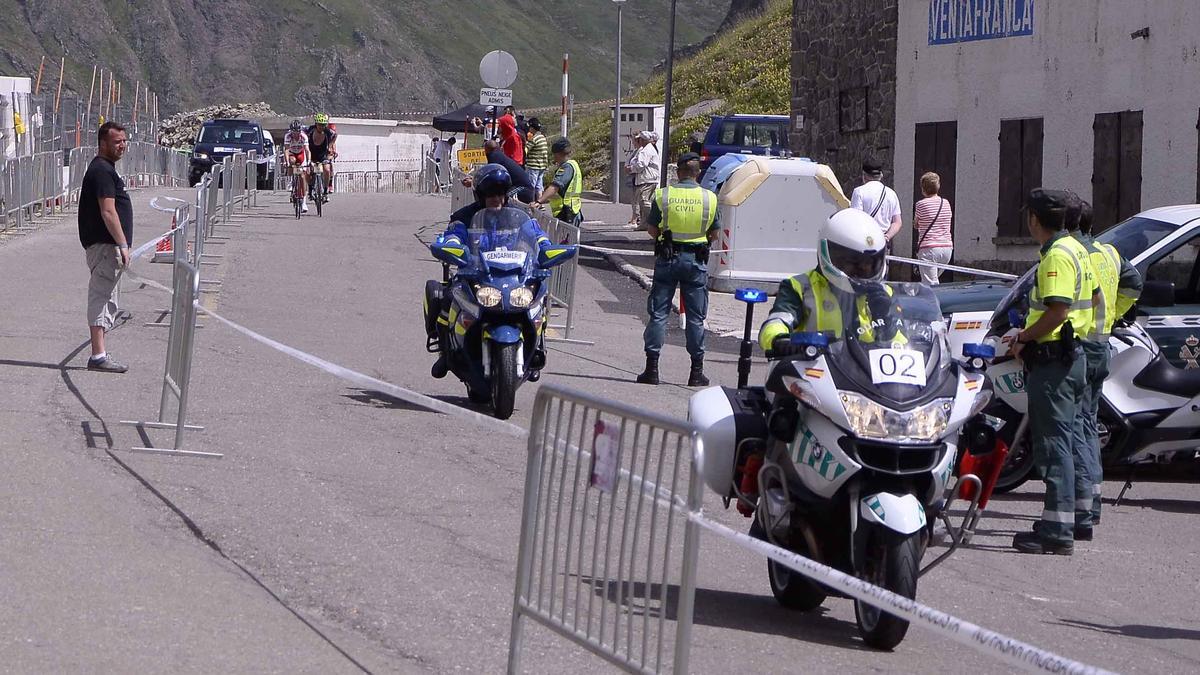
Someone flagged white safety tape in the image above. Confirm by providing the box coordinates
[690,515,1111,674]
[889,253,1019,281]
[581,243,1016,281]
[149,196,189,212]
[129,226,181,260]
[120,267,526,439]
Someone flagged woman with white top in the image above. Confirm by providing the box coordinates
[912,171,954,285]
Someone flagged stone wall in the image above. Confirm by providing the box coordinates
[790,0,899,198]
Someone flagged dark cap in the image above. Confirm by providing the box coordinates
[677,152,701,167]
[527,117,541,131]
[862,158,884,176]
[1026,188,1071,217]
[551,137,571,154]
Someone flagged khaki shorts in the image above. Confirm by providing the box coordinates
[86,243,121,330]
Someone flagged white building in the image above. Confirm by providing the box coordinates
[892,1,1200,271]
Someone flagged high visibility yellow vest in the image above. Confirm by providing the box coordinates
[654,183,716,244]
[548,159,582,217]
[1087,240,1121,339]
[1027,233,1096,343]
[758,271,900,349]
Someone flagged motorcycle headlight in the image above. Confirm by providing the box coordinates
[839,393,953,443]
[475,285,502,308]
[509,286,534,308]
[968,382,994,418]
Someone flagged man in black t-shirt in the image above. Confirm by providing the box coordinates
[78,121,133,373]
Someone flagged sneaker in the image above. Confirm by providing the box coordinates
[1012,530,1073,555]
[301,202,309,214]
[87,355,128,373]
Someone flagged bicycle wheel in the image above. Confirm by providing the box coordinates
[313,173,325,217]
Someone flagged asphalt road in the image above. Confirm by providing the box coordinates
[1,189,1198,673]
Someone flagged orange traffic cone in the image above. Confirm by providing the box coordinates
[152,214,177,263]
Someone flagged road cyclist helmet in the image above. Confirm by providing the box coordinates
[289,119,302,132]
[472,163,512,205]
[314,112,330,125]
[818,208,888,293]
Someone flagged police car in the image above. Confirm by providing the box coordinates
[941,205,1200,369]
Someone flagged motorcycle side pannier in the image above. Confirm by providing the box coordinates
[689,386,769,498]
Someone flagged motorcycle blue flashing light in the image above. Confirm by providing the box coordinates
[962,342,996,359]
[735,288,768,304]
[790,332,830,347]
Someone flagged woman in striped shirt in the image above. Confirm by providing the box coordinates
[913,171,954,285]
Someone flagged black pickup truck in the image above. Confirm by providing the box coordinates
[189,118,275,188]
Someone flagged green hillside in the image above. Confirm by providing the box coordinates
[572,0,791,187]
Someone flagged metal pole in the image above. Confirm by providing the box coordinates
[659,0,678,242]
[611,1,623,204]
[560,54,569,138]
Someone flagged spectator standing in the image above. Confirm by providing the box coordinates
[524,118,550,197]
[912,172,954,284]
[626,130,660,229]
[535,138,583,224]
[850,158,902,244]
[78,121,133,373]
[497,109,524,165]
[431,136,456,187]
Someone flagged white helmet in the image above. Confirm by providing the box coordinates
[818,208,888,293]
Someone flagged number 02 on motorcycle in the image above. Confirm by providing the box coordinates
[869,348,926,387]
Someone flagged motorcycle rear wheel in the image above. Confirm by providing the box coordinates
[750,519,826,611]
[491,342,520,420]
[854,529,920,650]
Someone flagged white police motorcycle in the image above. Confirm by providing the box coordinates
[690,281,995,649]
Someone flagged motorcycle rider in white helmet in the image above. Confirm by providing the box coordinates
[759,208,893,354]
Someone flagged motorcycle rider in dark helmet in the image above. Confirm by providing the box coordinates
[430,164,552,379]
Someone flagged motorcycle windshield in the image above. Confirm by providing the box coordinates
[467,207,539,277]
[988,267,1035,338]
[826,281,953,406]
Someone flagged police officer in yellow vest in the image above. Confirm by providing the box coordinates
[1066,195,1142,535]
[636,152,720,386]
[535,137,583,225]
[1011,189,1097,555]
[759,209,891,353]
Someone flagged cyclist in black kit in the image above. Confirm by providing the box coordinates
[307,112,338,199]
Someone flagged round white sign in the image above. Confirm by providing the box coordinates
[479,50,518,89]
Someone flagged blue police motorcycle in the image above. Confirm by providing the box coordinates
[424,207,577,419]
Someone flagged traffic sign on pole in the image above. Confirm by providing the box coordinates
[479,88,514,107]
[479,51,518,89]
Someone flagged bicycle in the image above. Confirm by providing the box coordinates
[290,163,307,219]
[308,159,333,217]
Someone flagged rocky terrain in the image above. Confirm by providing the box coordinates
[0,0,746,116]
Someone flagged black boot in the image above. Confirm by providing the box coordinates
[687,358,709,387]
[431,354,448,379]
[636,354,660,385]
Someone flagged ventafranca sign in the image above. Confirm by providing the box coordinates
[928,0,1034,45]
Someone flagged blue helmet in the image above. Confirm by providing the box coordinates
[473,163,512,204]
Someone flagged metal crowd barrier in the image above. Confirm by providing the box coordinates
[2,142,188,232]
[0,150,64,231]
[509,385,1109,674]
[508,384,702,675]
[333,169,423,194]
[120,203,218,458]
[533,209,584,344]
[450,168,473,213]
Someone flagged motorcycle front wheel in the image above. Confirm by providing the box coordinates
[854,529,920,650]
[490,341,520,420]
[751,519,826,611]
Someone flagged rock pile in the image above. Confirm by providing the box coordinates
[159,102,279,148]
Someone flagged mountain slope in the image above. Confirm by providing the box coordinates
[573,0,790,187]
[0,0,731,115]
